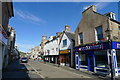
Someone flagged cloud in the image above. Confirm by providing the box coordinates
[94,2,109,10]
[15,9,46,25]
[16,43,35,52]
[83,2,109,11]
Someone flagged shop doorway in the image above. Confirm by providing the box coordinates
[75,54,80,69]
[88,55,95,72]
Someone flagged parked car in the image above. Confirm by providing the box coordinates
[20,57,28,63]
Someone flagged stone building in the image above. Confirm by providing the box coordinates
[8,26,19,62]
[0,1,14,69]
[73,5,120,76]
[41,34,48,55]
[0,1,14,79]
[30,46,41,60]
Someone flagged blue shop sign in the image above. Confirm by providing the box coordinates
[112,42,120,49]
[79,44,102,51]
[74,44,103,52]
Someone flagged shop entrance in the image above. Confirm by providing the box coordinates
[75,54,80,69]
[60,54,70,66]
[88,55,94,72]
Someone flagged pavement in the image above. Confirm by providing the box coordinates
[2,60,42,80]
[43,61,120,80]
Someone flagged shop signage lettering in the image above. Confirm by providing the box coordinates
[117,43,120,49]
[60,50,70,54]
[78,44,102,51]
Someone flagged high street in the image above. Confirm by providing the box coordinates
[3,59,120,80]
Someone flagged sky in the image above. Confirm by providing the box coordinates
[9,2,119,53]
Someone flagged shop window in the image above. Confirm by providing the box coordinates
[66,55,70,64]
[116,50,120,67]
[94,51,108,68]
[95,26,103,41]
[63,39,67,47]
[80,52,88,66]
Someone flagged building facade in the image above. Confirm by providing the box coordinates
[59,25,75,68]
[30,46,41,60]
[0,1,14,79]
[41,34,48,55]
[44,34,60,64]
[0,1,14,72]
[7,26,19,62]
[74,5,120,76]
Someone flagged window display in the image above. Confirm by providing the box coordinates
[94,50,108,68]
[116,50,120,67]
[80,52,88,66]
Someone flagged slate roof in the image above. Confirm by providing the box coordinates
[65,31,75,42]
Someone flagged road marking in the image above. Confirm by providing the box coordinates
[28,63,45,79]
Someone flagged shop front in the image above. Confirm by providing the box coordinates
[49,55,59,64]
[112,41,120,76]
[59,49,71,67]
[74,41,120,76]
[44,55,59,64]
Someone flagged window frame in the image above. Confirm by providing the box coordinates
[63,39,67,47]
[95,26,103,41]
[79,32,83,44]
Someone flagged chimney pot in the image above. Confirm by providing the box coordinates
[65,25,70,32]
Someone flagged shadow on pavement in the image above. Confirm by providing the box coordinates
[2,60,30,80]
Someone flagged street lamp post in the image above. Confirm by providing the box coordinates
[105,28,115,80]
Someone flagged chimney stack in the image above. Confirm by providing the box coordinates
[49,36,53,41]
[56,32,60,36]
[82,5,96,16]
[65,25,70,32]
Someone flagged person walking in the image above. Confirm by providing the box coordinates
[58,59,60,67]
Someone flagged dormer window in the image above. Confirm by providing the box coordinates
[63,39,67,47]
[104,12,116,20]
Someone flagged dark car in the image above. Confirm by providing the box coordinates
[21,57,28,63]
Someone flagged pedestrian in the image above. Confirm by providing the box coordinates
[58,59,60,67]
[43,57,46,64]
